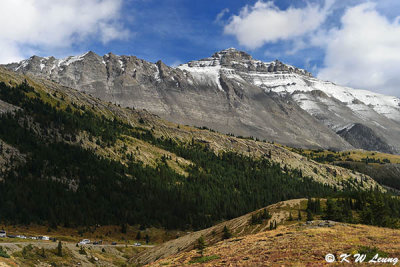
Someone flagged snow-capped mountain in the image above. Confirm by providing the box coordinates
[4,48,400,153]
[179,48,400,124]
[176,48,400,153]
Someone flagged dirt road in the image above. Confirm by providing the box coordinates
[0,240,154,248]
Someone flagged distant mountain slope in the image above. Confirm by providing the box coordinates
[5,48,400,153]
[0,50,358,152]
[337,123,394,153]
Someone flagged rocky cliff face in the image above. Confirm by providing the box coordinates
[5,48,400,153]
[337,123,394,154]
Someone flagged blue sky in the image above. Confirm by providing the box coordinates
[70,0,268,65]
[83,0,327,67]
[1,0,400,96]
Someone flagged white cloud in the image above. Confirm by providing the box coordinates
[0,40,25,64]
[215,8,230,24]
[318,3,400,96]
[0,0,129,63]
[224,0,334,49]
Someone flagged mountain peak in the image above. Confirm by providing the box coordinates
[212,47,253,61]
[223,47,238,52]
[86,50,96,55]
[179,48,312,77]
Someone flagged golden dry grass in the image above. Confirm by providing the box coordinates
[150,223,400,266]
[134,199,308,265]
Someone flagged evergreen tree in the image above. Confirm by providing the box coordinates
[315,198,322,214]
[307,209,313,221]
[57,241,62,257]
[222,226,232,240]
[288,211,293,221]
[298,210,302,221]
[307,197,312,211]
[196,236,206,256]
[136,232,141,240]
[121,224,127,234]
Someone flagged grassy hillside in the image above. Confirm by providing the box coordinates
[288,147,400,164]
[142,193,400,266]
[134,199,308,265]
[149,222,400,266]
[288,147,400,191]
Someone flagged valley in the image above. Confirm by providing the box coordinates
[0,49,400,266]
[1,0,400,265]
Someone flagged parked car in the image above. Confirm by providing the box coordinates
[16,235,27,239]
[111,242,117,245]
[0,230,6,238]
[40,236,50,241]
[93,241,99,245]
[134,242,141,247]
[7,235,16,238]
[79,239,91,245]
[30,236,37,240]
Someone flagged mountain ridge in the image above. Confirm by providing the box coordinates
[4,48,400,154]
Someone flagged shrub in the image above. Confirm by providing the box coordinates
[357,246,388,261]
[79,246,87,255]
[0,246,10,258]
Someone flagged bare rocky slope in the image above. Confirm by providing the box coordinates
[6,48,400,153]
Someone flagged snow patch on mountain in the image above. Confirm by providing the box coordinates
[336,123,356,133]
[118,59,125,72]
[58,52,89,67]
[178,63,224,91]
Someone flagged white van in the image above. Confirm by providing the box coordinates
[0,230,6,238]
[79,239,90,245]
[41,236,50,241]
